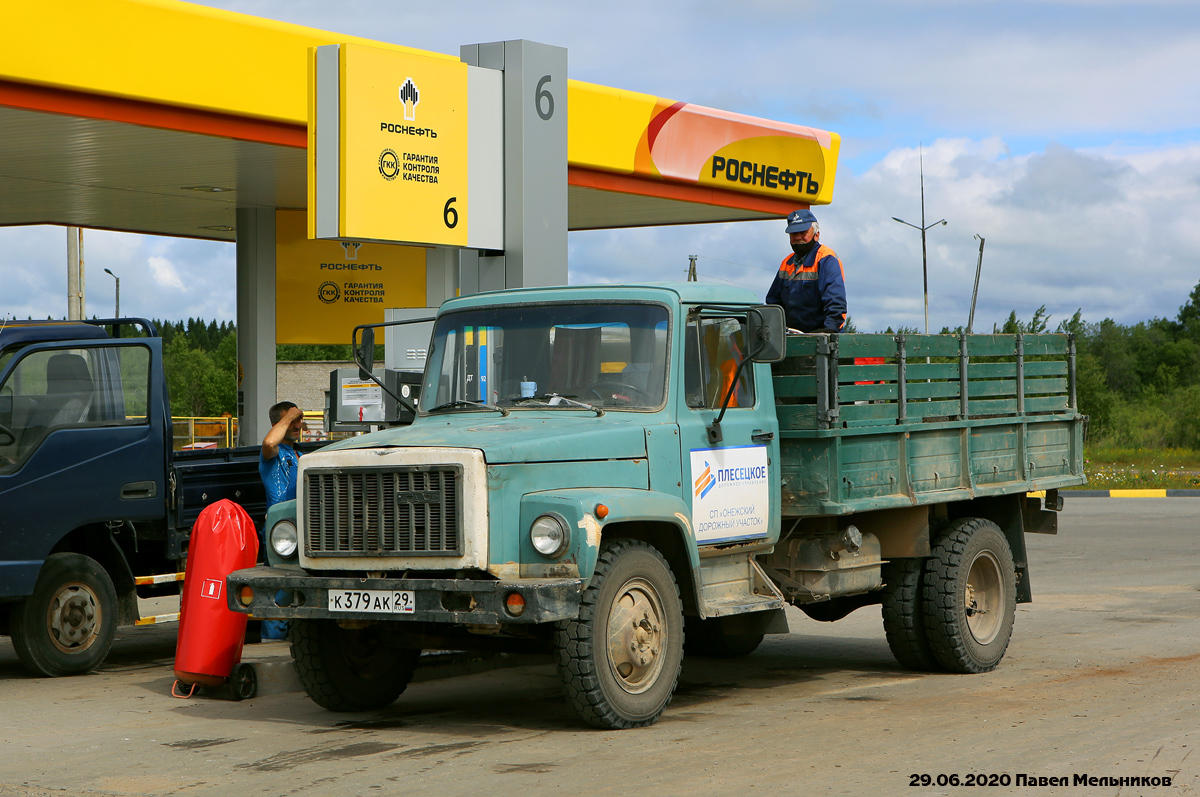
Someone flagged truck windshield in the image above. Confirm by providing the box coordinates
[421,302,670,413]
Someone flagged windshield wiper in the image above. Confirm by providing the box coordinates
[514,392,575,402]
[426,399,510,416]
[514,393,604,417]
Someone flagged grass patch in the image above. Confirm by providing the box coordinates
[1084,446,1200,489]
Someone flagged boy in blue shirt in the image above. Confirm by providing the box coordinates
[260,401,305,506]
[257,401,305,640]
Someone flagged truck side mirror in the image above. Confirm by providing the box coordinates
[356,327,376,381]
[746,305,787,363]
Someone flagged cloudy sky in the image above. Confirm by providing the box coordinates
[5,0,1200,333]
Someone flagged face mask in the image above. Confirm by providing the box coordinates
[791,238,818,259]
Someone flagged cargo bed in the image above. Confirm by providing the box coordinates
[771,332,1087,515]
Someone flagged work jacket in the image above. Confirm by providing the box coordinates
[765,243,846,333]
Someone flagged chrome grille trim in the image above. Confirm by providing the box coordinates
[303,465,463,557]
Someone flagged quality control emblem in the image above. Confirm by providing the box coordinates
[379,148,400,180]
[317,281,340,304]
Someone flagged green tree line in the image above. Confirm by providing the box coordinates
[881,281,1200,449]
[153,279,1200,447]
[150,319,360,417]
[1060,280,1200,449]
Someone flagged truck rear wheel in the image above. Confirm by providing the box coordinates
[922,518,1016,673]
[880,557,940,671]
[289,619,420,711]
[554,539,684,729]
[11,553,118,677]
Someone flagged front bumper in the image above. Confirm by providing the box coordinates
[226,566,583,625]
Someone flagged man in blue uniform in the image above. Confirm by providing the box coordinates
[766,208,846,333]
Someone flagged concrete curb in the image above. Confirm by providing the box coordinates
[1061,489,1200,498]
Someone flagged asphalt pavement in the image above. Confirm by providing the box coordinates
[0,498,1197,796]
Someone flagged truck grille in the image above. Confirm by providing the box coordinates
[304,466,463,557]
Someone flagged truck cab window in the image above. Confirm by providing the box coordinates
[0,345,150,469]
[685,316,755,410]
[423,303,670,412]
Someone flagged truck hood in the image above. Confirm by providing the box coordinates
[321,414,650,464]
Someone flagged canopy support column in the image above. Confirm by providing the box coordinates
[236,206,276,447]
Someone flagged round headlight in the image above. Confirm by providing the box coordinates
[530,514,569,557]
[270,520,298,558]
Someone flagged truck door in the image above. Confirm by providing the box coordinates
[0,339,166,566]
[677,312,781,548]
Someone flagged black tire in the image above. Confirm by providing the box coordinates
[230,662,258,701]
[881,557,940,671]
[554,539,684,729]
[289,619,420,711]
[922,518,1016,673]
[11,553,118,677]
[684,615,763,659]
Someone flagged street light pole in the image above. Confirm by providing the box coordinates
[892,147,946,334]
[103,268,120,318]
[67,227,85,320]
[968,234,986,334]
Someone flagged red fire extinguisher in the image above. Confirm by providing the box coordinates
[173,499,259,698]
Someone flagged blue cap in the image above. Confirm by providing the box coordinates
[785,208,817,233]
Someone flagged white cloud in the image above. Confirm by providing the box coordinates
[3,1,1199,332]
[824,138,1200,331]
[5,135,1197,335]
[568,136,1200,334]
[188,1,1200,140]
[0,227,235,322]
[147,255,186,291]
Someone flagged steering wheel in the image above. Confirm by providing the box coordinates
[0,423,13,447]
[588,381,653,405]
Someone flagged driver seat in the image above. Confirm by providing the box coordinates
[36,353,94,427]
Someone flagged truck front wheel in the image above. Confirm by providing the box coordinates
[922,518,1016,673]
[289,619,420,711]
[554,539,684,729]
[11,553,118,677]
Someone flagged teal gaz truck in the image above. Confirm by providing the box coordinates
[228,282,1085,729]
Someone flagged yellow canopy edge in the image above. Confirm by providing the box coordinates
[0,1,838,206]
[0,0,454,125]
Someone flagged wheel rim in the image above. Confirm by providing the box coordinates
[964,550,1004,645]
[46,581,102,654]
[605,577,667,695]
[232,665,256,699]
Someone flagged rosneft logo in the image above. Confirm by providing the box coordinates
[380,78,436,139]
[399,78,420,121]
[317,281,341,304]
[694,461,716,499]
[379,148,400,180]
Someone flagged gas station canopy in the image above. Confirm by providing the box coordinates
[0,0,838,242]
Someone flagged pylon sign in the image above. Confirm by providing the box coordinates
[309,43,497,248]
[274,211,426,345]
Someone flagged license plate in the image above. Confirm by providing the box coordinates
[328,589,416,614]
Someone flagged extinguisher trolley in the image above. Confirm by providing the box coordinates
[173,499,259,699]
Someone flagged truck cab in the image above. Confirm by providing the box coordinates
[0,320,275,677]
[0,320,169,674]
